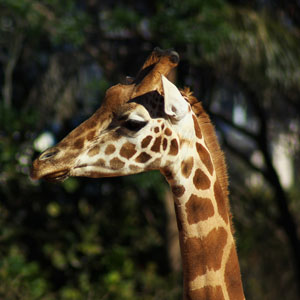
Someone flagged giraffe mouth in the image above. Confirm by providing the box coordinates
[42,169,70,182]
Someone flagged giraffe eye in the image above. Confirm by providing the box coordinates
[123,119,147,131]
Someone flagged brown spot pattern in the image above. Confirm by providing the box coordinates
[225,245,245,300]
[196,143,214,175]
[171,185,185,198]
[85,119,97,129]
[183,227,228,281]
[105,144,116,155]
[169,139,179,155]
[193,169,211,190]
[165,128,172,136]
[88,145,100,157]
[180,138,189,147]
[151,157,162,168]
[162,138,168,151]
[120,142,136,159]
[135,152,152,163]
[129,164,140,172]
[151,136,161,152]
[59,140,69,147]
[154,127,160,133]
[94,159,105,167]
[109,157,125,170]
[141,136,152,148]
[161,168,173,181]
[174,204,182,231]
[86,130,96,141]
[181,157,194,178]
[71,126,84,137]
[74,138,84,149]
[214,181,229,224]
[192,115,202,139]
[187,286,225,300]
[111,130,122,141]
[185,194,214,224]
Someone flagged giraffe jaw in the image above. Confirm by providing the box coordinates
[42,169,70,182]
[30,167,70,182]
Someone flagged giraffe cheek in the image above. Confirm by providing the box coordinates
[88,145,100,157]
[105,144,116,155]
[162,138,168,151]
[150,136,162,152]
[120,142,137,159]
[135,152,152,163]
[141,135,153,148]
[109,157,125,170]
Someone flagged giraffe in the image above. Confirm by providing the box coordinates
[31,48,245,300]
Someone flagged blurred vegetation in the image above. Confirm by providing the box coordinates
[1,0,300,299]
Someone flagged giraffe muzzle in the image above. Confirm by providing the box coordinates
[31,147,70,181]
[30,163,70,182]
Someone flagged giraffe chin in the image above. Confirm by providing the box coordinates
[42,169,70,182]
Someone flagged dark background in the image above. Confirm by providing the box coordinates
[1,0,300,299]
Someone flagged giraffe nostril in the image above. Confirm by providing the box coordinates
[39,148,59,160]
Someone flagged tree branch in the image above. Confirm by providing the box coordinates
[2,33,24,109]
[210,110,258,141]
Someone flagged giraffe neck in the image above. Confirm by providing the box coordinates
[161,126,245,300]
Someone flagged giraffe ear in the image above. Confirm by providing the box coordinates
[161,75,189,121]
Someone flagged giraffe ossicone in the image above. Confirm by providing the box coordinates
[31,48,245,300]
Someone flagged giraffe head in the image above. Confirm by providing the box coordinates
[31,48,194,182]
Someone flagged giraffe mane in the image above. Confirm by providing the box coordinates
[180,87,231,221]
